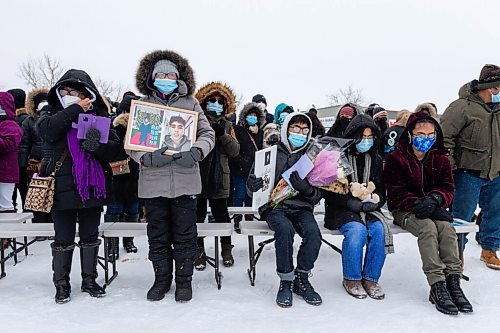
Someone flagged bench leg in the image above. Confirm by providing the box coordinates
[12,238,18,265]
[247,236,275,286]
[0,238,5,279]
[214,236,222,289]
[457,233,469,281]
[321,237,342,254]
[24,236,29,256]
[100,237,118,288]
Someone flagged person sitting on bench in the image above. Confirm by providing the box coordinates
[247,112,322,308]
[384,111,473,315]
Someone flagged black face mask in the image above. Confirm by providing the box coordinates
[339,117,351,129]
[376,119,388,133]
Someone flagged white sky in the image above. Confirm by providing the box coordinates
[1,0,498,115]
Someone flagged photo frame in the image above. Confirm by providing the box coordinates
[124,100,198,155]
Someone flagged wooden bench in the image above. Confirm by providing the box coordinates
[231,208,479,286]
[101,222,233,289]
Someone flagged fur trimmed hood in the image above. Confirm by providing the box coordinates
[195,82,236,116]
[136,50,196,97]
[113,113,129,128]
[414,103,437,118]
[26,87,49,118]
[238,102,266,127]
[16,107,27,116]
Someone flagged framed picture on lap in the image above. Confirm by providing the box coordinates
[124,100,198,154]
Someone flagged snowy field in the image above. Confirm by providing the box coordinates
[1,231,498,333]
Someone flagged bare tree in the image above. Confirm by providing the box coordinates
[327,85,366,106]
[95,78,128,102]
[19,54,64,88]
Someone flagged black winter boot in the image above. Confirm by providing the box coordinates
[221,243,234,267]
[122,214,139,253]
[79,240,106,298]
[276,280,293,307]
[293,271,322,305]
[429,281,458,315]
[175,275,193,302]
[446,274,473,313]
[147,259,174,301]
[104,214,121,261]
[51,243,75,304]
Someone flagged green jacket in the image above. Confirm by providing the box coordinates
[440,82,500,180]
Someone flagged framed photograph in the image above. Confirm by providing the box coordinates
[124,100,198,154]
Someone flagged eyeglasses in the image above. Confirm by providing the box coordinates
[59,87,82,97]
[289,126,310,135]
[155,72,178,80]
[413,132,436,139]
[362,135,374,140]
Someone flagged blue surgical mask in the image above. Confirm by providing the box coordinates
[356,138,374,153]
[492,93,500,103]
[207,101,224,115]
[413,136,436,153]
[154,78,178,95]
[288,133,308,148]
[246,115,258,126]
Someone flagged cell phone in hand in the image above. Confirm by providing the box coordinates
[72,114,111,143]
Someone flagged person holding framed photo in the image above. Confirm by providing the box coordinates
[130,50,215,303]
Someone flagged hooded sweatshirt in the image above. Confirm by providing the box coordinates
[0,92,23,183]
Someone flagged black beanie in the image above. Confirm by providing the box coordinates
[252,94,267,105]
[33,92,49,109]
[7,88,26,109]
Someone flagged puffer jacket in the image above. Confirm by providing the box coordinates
[129,50,215,199]
[19,88,48,167]
[0,93,23,183]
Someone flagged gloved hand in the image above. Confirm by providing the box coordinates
[412,195,440,219]
[212,122,225,137]
[141,147,174,168]
[347,197,363,213]
[289,171,314,196]
[82,129,101,152]
[247,174,264,192]
[430,207,454,222]
[173,147,203,168]
[362,201,379,212]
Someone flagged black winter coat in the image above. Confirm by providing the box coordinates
[229,125,263,177]
[19,116,44,167]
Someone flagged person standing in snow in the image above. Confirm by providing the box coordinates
[326,103,360,138]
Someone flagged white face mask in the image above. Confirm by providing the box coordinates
[62,95,81,108]
[257,102,266,111]
[37,101,48,111]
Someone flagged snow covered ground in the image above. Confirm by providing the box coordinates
[1,231,498,333]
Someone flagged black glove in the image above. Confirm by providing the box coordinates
[82,129,101,152]
[247,174,264,192]
[173,147,203,168]
[212,122,225,137]
[430,207,454,222]
[289,171,313,196]
[362,201,379,212]
[347,197,363,213]
[141,146,174,168]
[412,195,440,219]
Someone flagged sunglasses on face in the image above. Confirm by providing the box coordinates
[59,87,82,97]
[289,126,310,135]
[155,72,178,80]
[209,97,224,104]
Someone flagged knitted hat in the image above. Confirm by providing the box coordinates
[477,64,500,90]
[7,88,26,109]
[152,60,179,79]
[252,94,267,105]
[339,105,355,118]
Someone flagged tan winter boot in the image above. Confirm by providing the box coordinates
[342,279,367,299]
[362,279,385,300]
[480,250,500,270]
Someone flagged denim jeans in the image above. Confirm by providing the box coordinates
[106,201,140,216]
[452,170,500,251]
[231,175,252,207]
[266,209,322,280]
[338,221,386,282]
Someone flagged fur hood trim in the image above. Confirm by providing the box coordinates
[195,82,236,115]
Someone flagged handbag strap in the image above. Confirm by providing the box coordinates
[52,149,69,176]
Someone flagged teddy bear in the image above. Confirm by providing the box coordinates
[350,181,380,204]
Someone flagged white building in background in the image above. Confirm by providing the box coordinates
[313,105,400,130]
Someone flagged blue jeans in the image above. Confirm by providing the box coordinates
[266,209,322,280]
[106,201,140,216]
[232,175,252,207]
[452,170,500,251]
[339,221,386,282]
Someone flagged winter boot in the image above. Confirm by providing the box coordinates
[122,213,139,253]
[221,243,235,267]
[446,274,473,313]
[343,279,367,299]
[147,258,174,301]
[362,279,385,300]
[276,280,293,307]
[429,281,459,315]
[104,214,121,261]
[194,244,206,271]
[233,214,242,234]
[79,240,106,298]
[175,276,193,302]
[480,250,500,270]
[293,271,322,305]
[51,242,75,304]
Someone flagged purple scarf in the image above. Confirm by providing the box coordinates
[67,128,106,202]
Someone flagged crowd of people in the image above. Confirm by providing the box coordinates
[1,50,499,315]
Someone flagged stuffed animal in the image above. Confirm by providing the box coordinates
[350,181,380,203]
